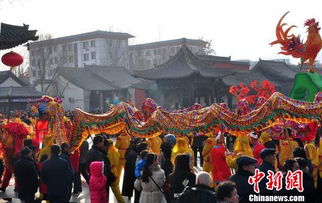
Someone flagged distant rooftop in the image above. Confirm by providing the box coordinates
[129,38,207,50]
[30,30,134,47]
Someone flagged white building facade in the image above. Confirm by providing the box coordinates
[129,38,207,70]
[29,31,134,90]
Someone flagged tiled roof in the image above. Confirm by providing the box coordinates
[86,65,141,89]
[0,71,27,86]
[133,45,233,80]
[0,86,41,98]
[0,23,38,50]
[57,67,117,91]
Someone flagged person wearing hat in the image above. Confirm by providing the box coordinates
[14,147,39,203]
[249,132,265,166]
[258,148,276,194]
[229,156,257,203]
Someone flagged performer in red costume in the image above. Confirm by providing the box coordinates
[211,132,231,184]
[249,132,265,166]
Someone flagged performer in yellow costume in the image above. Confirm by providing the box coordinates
[148,136,162,155]
[226,134,253,169]
[115,132,131,174]
[202,132,216,174]
[305,142,319,187]
[279,137,299,167]
[37,135,54,162]
[171,137,194,167]
[106,139,125,203]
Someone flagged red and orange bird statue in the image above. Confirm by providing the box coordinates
[270,11,322,72]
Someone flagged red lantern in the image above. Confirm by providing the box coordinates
[1,51,23,70]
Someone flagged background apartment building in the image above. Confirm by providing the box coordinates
[29,30,134,94]
[129,38,207,70]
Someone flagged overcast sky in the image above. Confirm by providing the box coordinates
[1,0,322,70]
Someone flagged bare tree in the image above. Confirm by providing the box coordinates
[199,37,216,55]
[103,38,125,66]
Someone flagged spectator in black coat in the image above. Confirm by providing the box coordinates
[169,154,196,201]
[177,171,216,203]
[41,145,74,203]
[258,148,275,194]
[79,140,89,184]
[14,147,39,203]
[60,143,73,198]
[160,140,174,180]
[122,142,148,203]
[296,157,316,202]
[86,135,115,184]
[229,156,257,203]
[293,147,314,175]
[191,133,207,167]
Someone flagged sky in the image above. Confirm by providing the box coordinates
[1,0,322,70]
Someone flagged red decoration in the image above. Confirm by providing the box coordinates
[1,51,23,69]
[229,80,275,105]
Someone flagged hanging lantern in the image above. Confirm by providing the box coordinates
[1,51,23,70]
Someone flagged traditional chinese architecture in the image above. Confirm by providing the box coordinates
[0,23,38,50]
[56,65,142,112]
[134,44,235,108]
[223,59,296,95]
[0,71,42,113]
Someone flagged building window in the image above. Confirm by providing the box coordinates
[157,49,161,55]
[83,41,89,49]
[84,53,89,61]
[91,52,96,60]
[48,47,52,54]
[153,49,157,55]
[53,46,58,52]
[62,45,67,52]
[49,58,53,65]
[146,50,151,56]
[170,47,175,54]
[91,40,95,47]
[68,44,73,51]
[68,56,73,63]
[32,70,36,77]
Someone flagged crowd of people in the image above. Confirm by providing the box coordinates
[0,123,321,203]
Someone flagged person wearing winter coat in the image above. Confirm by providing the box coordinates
[79,140,90,184]
[41,145,74,203]
[229,156,257,203]
[176,171,217,203]
[90,161,108,203]
[169,154,195,201]
[134,153,166,203]
[122,142,148,203]
[14,147,39,203]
